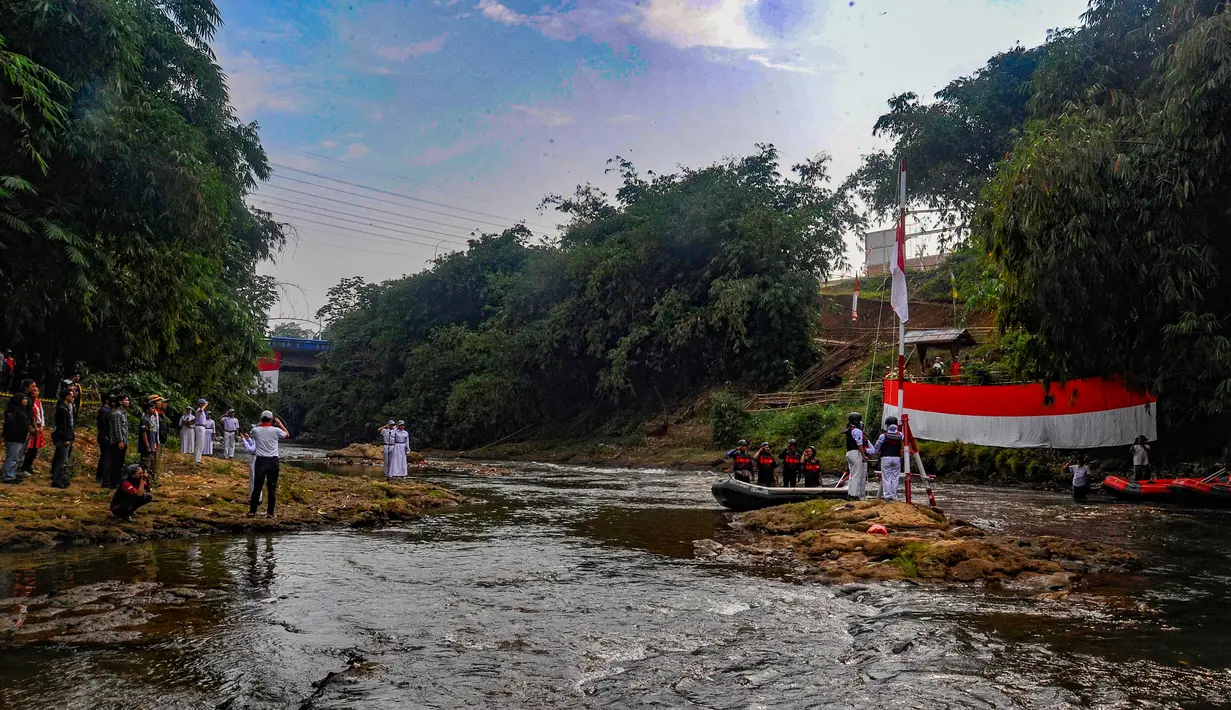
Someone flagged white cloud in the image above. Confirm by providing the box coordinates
[479,0,525,26]
[512,104,574,127]
[321,140,338,149]
[375,33,451,62]
[406,134,484,168]
[216,47,305,118]
[342,143,371,160]
[747,53,816,74]
[639,0,765,50]
[603,113,642,124]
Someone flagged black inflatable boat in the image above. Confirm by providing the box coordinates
[711,477,854,512]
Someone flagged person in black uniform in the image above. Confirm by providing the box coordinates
[95,393,115,486]
[801,446,822,487]
[754,442,777,487]
[779,439,802,487]
[725,439,755,483]
[50,387,76,488]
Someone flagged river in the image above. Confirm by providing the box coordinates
[2,460,1229,709]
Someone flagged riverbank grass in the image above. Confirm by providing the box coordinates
[0,432,463,550]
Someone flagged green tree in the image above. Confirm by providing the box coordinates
[977,0,1231,435]
[0,0,283,398]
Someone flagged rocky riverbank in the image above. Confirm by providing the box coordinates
[0,433,463,551]
[695,499,1138,589]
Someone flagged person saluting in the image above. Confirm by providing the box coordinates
[725,439,755,483]
[754,442,777,487]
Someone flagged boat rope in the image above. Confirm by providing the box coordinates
[864,275,890,425]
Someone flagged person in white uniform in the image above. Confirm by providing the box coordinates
[844,411,869,499]
[388,420,410,479]
[248,411,289,517]
[192,399,209,463]
[868,417,905,501]
[203,411,215,456]
[377,420,396,478]
[220,409,240,459]
[179,407,196,454]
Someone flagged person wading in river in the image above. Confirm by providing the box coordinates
[844,412,869,499]
[780,439,802,487]
[248,411,289,517]
[868,417,905,501]
[801,446,822,487]
[378,419,396,478]
[1063,455,1091,502]
[725,440,754,483]
[754,442,777,487]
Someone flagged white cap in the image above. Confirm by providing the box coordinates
[388,419,396,425]
[260,410,274,420]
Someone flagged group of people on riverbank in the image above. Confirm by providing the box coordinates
[377,420,411,479]
[3,379,291,521]
[725,411,909,501]
[176,400,243,463]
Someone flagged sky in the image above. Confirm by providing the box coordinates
[212,0,1090,329]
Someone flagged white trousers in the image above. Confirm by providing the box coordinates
[880,457,902,501]
[846,450,867,499]
[193,426,206,463]
[223,431,236,458]
[383,444,393,476]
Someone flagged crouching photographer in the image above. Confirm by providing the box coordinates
[109,464,153,522]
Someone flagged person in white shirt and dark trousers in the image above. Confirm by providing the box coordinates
[1130,435,1152,481]
[220,409,240,459]
[248,411,289,517]
[1064,456,1091,501]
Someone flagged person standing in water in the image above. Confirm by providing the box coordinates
[220,409,239,459]
[801,446,822,487]
[378,420,396,478]
[725,440,754,483]
[779,439,802,487]
[1130,435,1152,481]
[844,412,869,499]
[754,442,777,487]
[1064,455,1091,501]
[387,420,410,479]
[868,417,905,501]
[248,411,289,517]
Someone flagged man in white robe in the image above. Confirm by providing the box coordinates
[192,399,208,464]
[179,407,195,454]
[388,421,410,479]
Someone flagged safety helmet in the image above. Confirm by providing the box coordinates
[884,415,898,428]
[787,438,797,445]
[737,439,748,447]
[848,411,862,425]
[760,441,771,448]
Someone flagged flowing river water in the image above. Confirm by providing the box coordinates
[2,460,1230,709]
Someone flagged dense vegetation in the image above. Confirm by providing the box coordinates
[287,149,860,447]
[854,0,1231,441]
[0,0,282,398]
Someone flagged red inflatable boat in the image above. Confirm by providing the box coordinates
[1101,476,1181,503]
[1168,472,1231,508]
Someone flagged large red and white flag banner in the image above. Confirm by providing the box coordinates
[851,276,860,321]
[256,352,281,393]
[891,162,910,322]
[882,377,1157,448]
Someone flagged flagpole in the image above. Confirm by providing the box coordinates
[897,160,912,496]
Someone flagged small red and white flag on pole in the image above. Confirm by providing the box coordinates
[851,276,860,322]
[890,161,911,322]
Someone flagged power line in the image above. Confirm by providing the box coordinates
[254,196,475,245]
[262,183,497,235]
[271,143,495,202]
[254,190,478,243]
[268,173,540,235]
[269,163,560,232]
[292,237,437,259]
[263,210,461,252]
